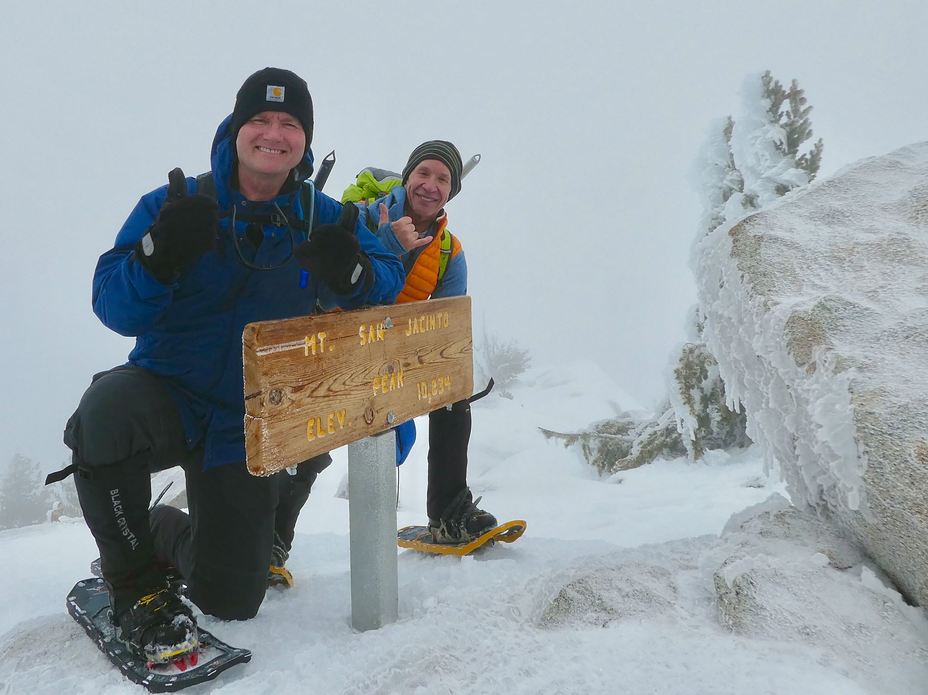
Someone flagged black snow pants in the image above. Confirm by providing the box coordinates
[274,452,332,552]
[62,366,278,620]
[426,399,471,521]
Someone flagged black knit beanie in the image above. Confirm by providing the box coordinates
[230,68,313,151]
[401,140,463,201]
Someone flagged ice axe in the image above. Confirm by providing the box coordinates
[462,153,480,178]
[313,150,336,192]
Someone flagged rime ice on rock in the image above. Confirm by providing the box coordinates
[694,141,928,606]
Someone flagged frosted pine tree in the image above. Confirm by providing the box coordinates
[668,70,823,459]
[665,114,753,458]
[0,454,51,529]
[732,71,823,208]
[546,71,823,474]
[696,116,746,234]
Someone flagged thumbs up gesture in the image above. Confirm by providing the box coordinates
[136,168,218,283]
[379,203,432,252]
[295,203,372,295]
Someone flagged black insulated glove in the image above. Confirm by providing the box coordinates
[136,168,218,283]
[295,203,373,295]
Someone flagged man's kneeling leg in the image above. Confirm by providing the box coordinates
[183,461,278,620]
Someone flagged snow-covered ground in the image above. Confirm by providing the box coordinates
[1,361,926,694]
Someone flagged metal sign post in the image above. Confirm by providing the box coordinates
[347,431,398,631]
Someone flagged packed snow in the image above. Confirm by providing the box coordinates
[1,360,926,694]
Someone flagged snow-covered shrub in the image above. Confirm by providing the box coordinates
[474,329,531,398]
[541,405,687,475]
[669,342,751,460]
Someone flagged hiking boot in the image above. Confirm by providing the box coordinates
[93,557,186,595]
[267,533,294,588]
[428,488,498,544]
[113,581,198,665]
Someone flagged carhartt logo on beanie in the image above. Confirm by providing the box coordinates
[230,67,313,150]
[402,140,463,201]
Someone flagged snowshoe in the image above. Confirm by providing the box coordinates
[114,582,198,666]
[428,488,498,544]
[67,577,252,691]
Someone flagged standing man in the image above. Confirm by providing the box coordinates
[344,141,498,545]
[51,68,404,665]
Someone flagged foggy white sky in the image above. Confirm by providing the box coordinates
[1,1,925,470]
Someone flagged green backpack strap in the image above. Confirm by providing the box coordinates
[437,229,453,284]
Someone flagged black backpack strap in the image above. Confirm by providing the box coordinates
[44,456,152,485]
[195,170,314,236]
[196,171,216,200]
[45,462,82,485]
[300,181,317,234]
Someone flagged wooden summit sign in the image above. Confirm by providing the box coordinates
[243,296,473,476]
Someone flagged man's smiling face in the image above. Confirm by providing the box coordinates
[404,160,452,223]
[235,111,306,180]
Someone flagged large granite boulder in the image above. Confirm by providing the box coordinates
[694,142,928,606]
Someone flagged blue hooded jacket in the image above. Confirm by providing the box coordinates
[92,116,405,468]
